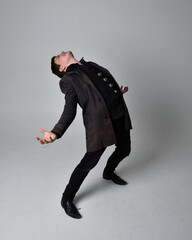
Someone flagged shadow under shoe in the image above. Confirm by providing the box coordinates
[61,198,82,219]
[103,171,128,185]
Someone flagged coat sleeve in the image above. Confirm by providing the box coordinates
[51,76,78,138]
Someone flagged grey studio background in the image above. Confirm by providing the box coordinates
[0,0,192,239]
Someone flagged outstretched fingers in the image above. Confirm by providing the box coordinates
[36,128,56,144]
[36,137,45,144]
[36,137,53,144]
[38,128,46,134]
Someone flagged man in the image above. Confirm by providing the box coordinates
[36,51,132,219]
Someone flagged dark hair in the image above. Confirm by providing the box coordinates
[51,56,65,78]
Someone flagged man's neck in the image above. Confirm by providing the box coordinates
[67,58,82,68]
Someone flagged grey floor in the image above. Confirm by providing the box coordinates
[1,110,192,240]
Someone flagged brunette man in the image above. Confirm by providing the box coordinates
[36,51,132,219]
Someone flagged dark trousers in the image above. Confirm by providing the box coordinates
[63,116,131,201]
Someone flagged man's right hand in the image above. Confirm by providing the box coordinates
[36,128,57,144]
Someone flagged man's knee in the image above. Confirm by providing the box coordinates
[80,148,105,171]
[117,144,131,158]
[123,146,131,157]
[81,158,99,171]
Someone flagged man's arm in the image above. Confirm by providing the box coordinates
[36,76,78,144]
[51,77,78,137]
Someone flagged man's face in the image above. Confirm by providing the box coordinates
[54,51,74,72]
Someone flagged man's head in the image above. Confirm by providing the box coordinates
[51,51,75,78]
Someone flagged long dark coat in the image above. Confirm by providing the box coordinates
[51,61,132,152]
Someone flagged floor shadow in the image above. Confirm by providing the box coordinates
[76,93,181,202]
[74,178,115,203]
[119,91,182,178]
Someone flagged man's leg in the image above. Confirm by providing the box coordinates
[61,147,106,218]
[103,116,131,184]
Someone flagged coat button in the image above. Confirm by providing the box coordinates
[97,72,102,76]
[109,83,113,87]
[114,90,117,93]
[103,78,108,81]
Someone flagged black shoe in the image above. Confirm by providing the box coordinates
[103,171,128,185]
[61,198,82,219]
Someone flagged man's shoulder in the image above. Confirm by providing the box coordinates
[59,72,74,88]
[87,61,111,76]
[59,69,82,89]
[80,58,102,68]
[60,70,78,81]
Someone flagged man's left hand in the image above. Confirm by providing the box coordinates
[121,86,128,94]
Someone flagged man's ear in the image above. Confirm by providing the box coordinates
[59,66,64,72]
